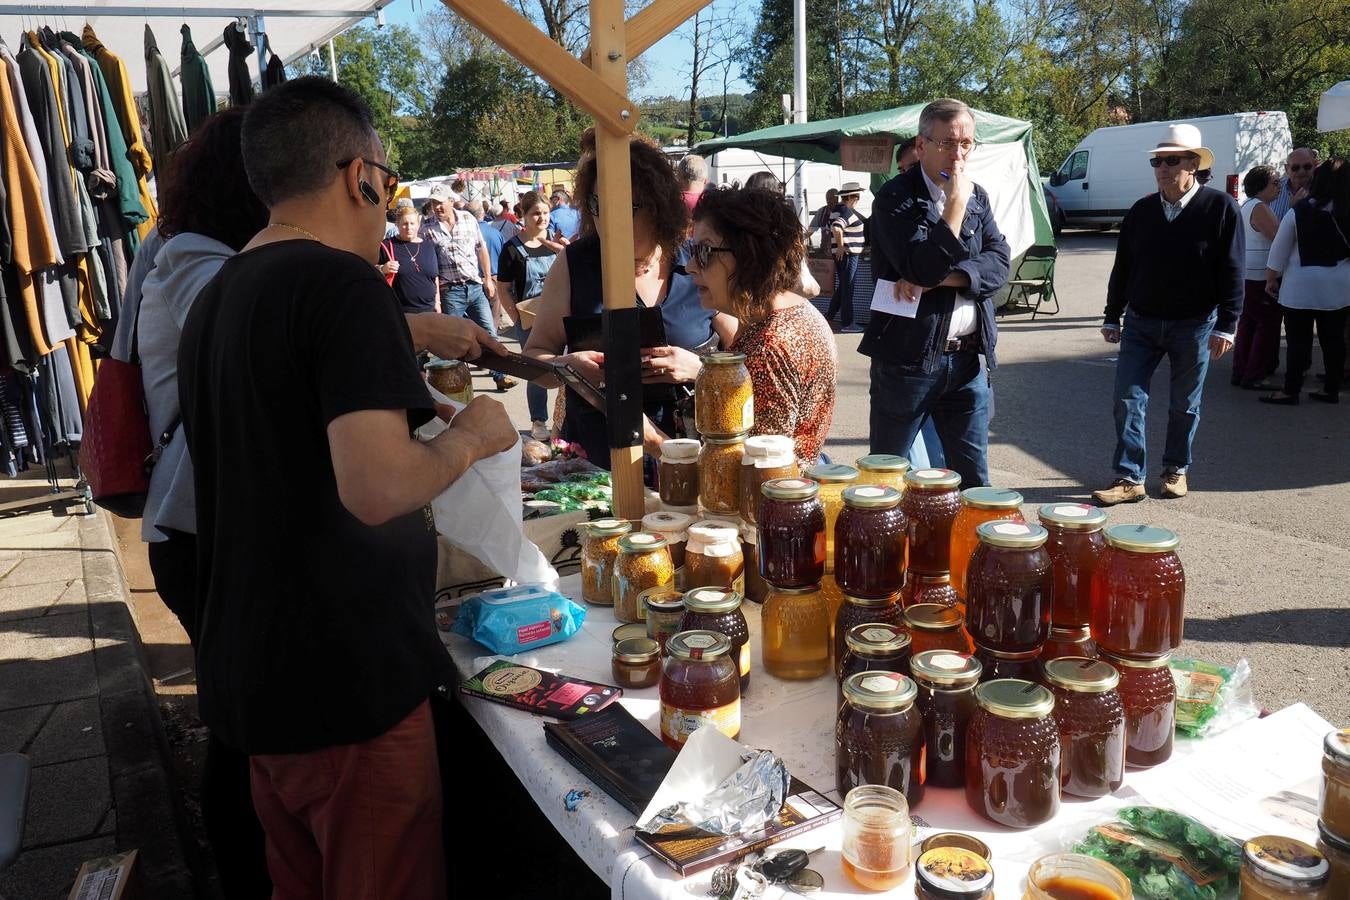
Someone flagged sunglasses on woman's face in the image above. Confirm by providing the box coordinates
[1149,155,1195,169]
[585,193,643,217]
[691,243,732,269]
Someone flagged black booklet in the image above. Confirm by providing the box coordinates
[542,704,676,815]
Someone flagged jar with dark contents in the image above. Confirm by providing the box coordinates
[905,603,976,657]
[914,848,994,900]
[902,468,963,576]
[758,477,826,587]
[835,592,904,664]
[972,645,1043,683]
[761,582,831,680]
[580,518,632,606]
[806,463,860,573]
[642,511,693,570]
[1241,835,1331,900]
[910,650,983,788]
[902,571,961,611]
[739,435,798,524]
[1091,525,1185,659]
[612,533,674,624]
[1042,658,1125,798]
[1104,651,1175,768]
[1323,729,1350,844]
[660,630,741,749]
[1038,503,1108,629]
[658,439,701,508]
[424,358,474,405]
[964,679,1061,827]
[684,523,745,593]
[680,588,751,690]
[949,487,1025,600]
[643,590,685,654]
[836,485,907,599]
[838,624,913,702]
[837,671,925,807]
[740,523,768,604]
[855,454,911,492]
[1043,625,1098,661]
[965,521,1052,654]
[695,351,754,436]
[1316,823,1349,900]
[612,637,661,689]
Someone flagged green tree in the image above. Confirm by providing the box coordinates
[741,0,846,128]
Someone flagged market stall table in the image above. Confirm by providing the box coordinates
[441,573,1332,899]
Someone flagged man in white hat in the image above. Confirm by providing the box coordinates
[827,181,868,333]
[1093,123,1244,505]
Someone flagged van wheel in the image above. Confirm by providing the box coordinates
[1052,210,1063,237]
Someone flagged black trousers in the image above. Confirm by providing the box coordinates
[1280,306,1349,395]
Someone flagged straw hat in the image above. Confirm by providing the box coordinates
[1149,124,1214,170]
[839,181,865,196]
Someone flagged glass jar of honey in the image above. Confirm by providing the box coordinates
[612,533,675,624]
[1321,729,1350,842]
[758,477,826,588]
[1091,525,1185,659]
[424,358,474,405]
[902,571,961,611]
[642,511,693,571]
[806,463,860,574]
[911,650,983,788]
[695,351,754,436]
[841,784,913,892]
[612,637,661,689]
[916,848,994,899]
[1103,651,1175,768]
[644,590,685,654]
[660,630,741,750]
[1316,823,1349,900]
[1024,853,1133,900]
[684,523,745,593]
[965,679,1061,828]
[821,573,846,635]
[836,485,907,599]
[855,454,911,492]
[1038,503,1108,629]
[838,624,913,699]
[1043,658,1125,798]
[699,434,748,516]
[905,603,976,657]
[1241,836,1330,899]
[658,439,701,508]
[739,435,798,524]
[966,522,1052,655]
[740,523,768,604]
[762,582,831,680]
[835,592,904,664]
[1043,625,1099,662]
[581,518,632,606]
[950,488,1025,599]
[838,671,925,806]
[973,645,1043,683]
[902,468,963,576]
[680,588,751,690]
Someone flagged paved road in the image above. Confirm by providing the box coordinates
[489,230,1350,725]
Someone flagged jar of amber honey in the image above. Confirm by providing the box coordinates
[680,588,751,690]
[581,518,632,606]
[695,351,753,436]
[658,439,701,508]
[856,454,911,492]
[835,592,904,664]
[836,485,907,599]
[838,624,912,699]
[612,637,661,689]
[1092,525,1185,659]
[841,784,913,892]
[699,434,747,516]
[1241,836,1330,899]
[1103,651,1175,768]
[1038,503,1108,629]
[757,477,826,587]
[1043,625,1098,662]
[660,630,740,750]
[740,523,768,604]
[837,671,925,806]
[1043,658,1125,798]
[761,582,831,680]
[424,358,473,405]
[738,435,797,524]
[612,533,674,624]
[950,488,1025,599]
[905,603,976,657]
[902,468,963,576]
[911,650,983,788]
[1024,853,1133,900]
[966,522,1052,655]
[1316,823,1349,900]
[965,679,1061,827]
[1321,729,1350,842]
[806,463,860,573]
[643,590,685,654]
[684,523,744,593]
[902,571,961,611]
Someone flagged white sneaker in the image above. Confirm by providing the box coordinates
[530,421,550,442]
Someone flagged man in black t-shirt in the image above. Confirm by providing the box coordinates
[178,77,517,898]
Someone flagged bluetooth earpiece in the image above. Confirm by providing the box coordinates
[358,181,381,206]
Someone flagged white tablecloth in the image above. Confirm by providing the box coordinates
[442,574,1330,899]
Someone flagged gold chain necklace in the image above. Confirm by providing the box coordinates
[268,222,321,241]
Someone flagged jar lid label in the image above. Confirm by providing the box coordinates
[860,673,903,693]
[992,523,1032,535]
[915,468,944,477]
[1244,836,1329,882]
[630,533,658,544]
[855,487,886,498]
[917,848,993,892]
[777,478,810,490]
[861,626,899,642]
[1051,504,1090,517]
[930,652,967,671]
[684,633,717,649]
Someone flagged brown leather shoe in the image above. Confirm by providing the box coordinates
[1092,479,1146,506]
[1160,470,1188,499]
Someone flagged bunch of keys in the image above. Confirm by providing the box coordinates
[709,847,824,898]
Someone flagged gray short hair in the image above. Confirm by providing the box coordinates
[678,153,708,183]
[918,98,974,138]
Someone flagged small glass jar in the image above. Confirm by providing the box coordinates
[837,672,925,806]
[1103,651,1176,768]
[835,592,904,664]
[1316,823,1349,900]
[911,650,983,788]
[1043,625,1099,662]
[761,582,831,680]
[965,679,1061,828]
[642,511,693,571]
[684,523,745,593]
[581,518,632,606]
[1322,729,1350,842]
[950,487,1025,599]
[1043,657,1126,798]
[659,630,741,750]
[739,435,798,524]
[841,784,913,892]
[903,468,963,576]
[1091,525,1185,659]
[905,603,976,657]
[695,351,754,436]
[838,624,913,699]
[424,358,474,405]
[1039,503,1109,629]
[836,485,907,599]
[921,832,992,861]
[855,454,911,492]
[1241,836,1330,899]
[612,533,675,624]
[658,439,701,508]
[806,463,860,574]
[1025,853,1133,900]
[643,590,685,654]
[966,521,1052,654]
[612,623,646,643]
[757,477,827,588]
[915,848,994,899]
[973,645,1043,683]
[680,588,751,690]
[612,637,661,689]
[699,433,748,516]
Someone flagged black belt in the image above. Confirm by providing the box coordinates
[942,336,978,353]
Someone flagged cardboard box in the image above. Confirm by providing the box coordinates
[67,849,137,900]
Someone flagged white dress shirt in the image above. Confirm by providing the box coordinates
[920,167,977,339]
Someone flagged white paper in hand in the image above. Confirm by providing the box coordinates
[419,385,559,589]
[870,277,921,318]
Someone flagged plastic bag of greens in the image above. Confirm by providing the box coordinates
[1073,806,1242,899]
[1170,658,1258,737]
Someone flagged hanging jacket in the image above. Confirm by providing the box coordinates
[144,26,188,176]
[15,37,86,258]
[83,24,157,243]
[264,52,286,90]
[0,41,62,260]
[58,37,116,202]
[66,34,147,234]
[222,23,254,106]
[178,25,216,133]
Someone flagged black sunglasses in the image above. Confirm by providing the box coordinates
[336,157,400,195]
[691,243,733,269]
[585,193,644,217]
[1149,155,1196,168]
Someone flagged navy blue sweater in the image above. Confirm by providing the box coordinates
[1104,187,1245,333]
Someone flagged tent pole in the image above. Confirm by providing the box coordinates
[327,38,338,80]
[791,0,807,218]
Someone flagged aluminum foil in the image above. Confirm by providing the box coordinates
[636,749,790,837]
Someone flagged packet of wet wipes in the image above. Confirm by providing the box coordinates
[451,584,587,655]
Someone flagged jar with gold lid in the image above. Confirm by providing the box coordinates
[1092,524,1185,659]
[424,358,473,405]
[1042,657,1125,798]
[902,468,963,576]
[837,671,925,806]
[973,646,1043,683]
[758,477,826,587]
[965,679,1060,827]
[855,454,911,492]
[950,487,1025,599]
[902,571,961,611]
[966,521,1052,656]
[684,522,745,593]
[1042,625,1099,662]
[739,435,798,524]
[581,518,632,606]
[906,603,976,657]
[1103,651,1175,768]
[679,588,751,690]
[836,485,907,599]
[911,650,983,788]
[612,533,674,624]
[1038,503,1108,629]
[835,592,904,664]
[643,589,685,654]
[660,630,741,749]
[1241,835,1330,899]
[806,463,860,573]
[838,624,912,700]
[642,510,693,571]
[762,582,831,680]
[916,847,994,899]
[1321,728,1350,840]
[658,439,701,508]
[699,434,747,516]
[695,351,754,436]
[612,637,661,689]
[1315,823,1349,900]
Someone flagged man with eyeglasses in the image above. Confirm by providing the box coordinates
[860,97,1010,488]
[1270,147,1319,222]
[1093,123,1244,505]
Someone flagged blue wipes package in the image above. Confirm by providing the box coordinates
[451,584,587,655]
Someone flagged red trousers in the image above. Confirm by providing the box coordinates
[249,701,446,900]
[1231,279,1283,385]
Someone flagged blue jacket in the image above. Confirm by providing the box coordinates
[859,165,1011,372]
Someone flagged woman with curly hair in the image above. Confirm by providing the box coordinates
[525,129,736,463]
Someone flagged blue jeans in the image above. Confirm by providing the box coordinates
[443,282,504,381]
[869,351,990,487]
[826,254,859,326]
[1111,310,1216,483]
[512,324,550,423]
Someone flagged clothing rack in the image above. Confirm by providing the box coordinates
[0,448,93,518]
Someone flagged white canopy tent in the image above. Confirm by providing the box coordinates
[1319,80,1350,132]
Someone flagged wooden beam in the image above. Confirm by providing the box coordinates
[580,0,714,67]
[441,0,639,136]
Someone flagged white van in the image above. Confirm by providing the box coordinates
[1044,111,1292,229]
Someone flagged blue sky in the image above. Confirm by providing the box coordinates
[379,0,752,100]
